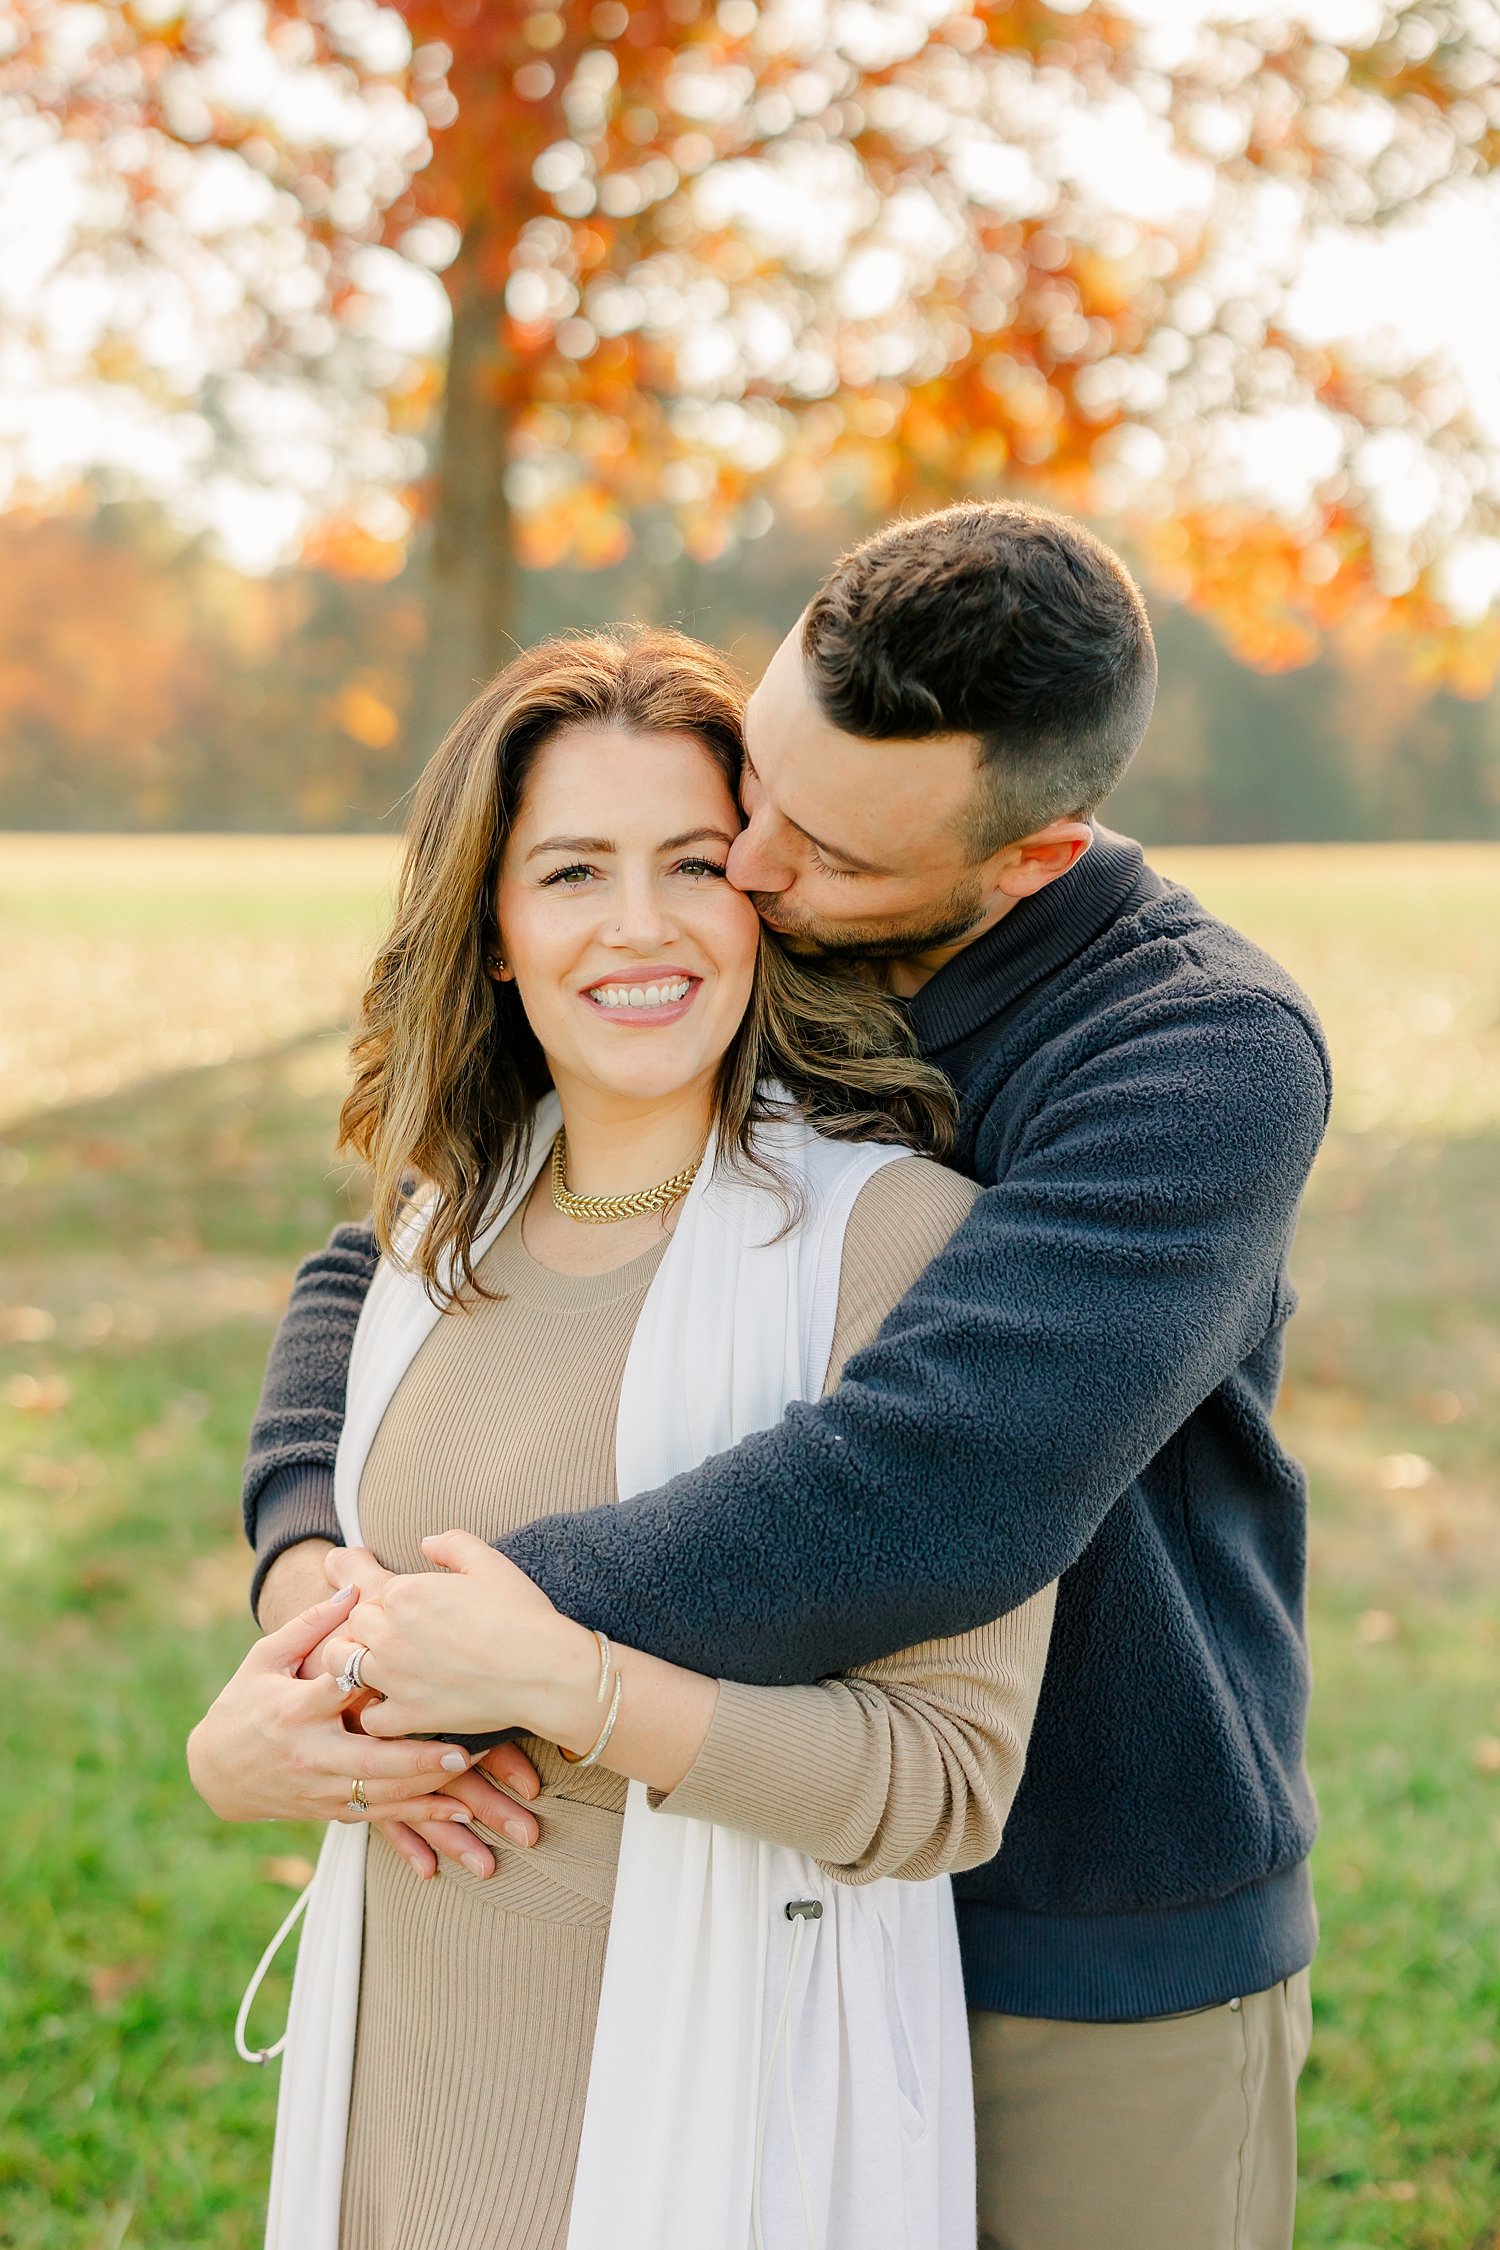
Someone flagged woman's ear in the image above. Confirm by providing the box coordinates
[485,950,515,983]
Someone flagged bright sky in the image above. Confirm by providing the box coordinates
[1283,187,1500,615]
[1112,0,1500,617]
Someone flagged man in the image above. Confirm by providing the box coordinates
[245,501,1327,2249]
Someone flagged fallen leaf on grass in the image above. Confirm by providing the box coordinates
[262,1855,316,1889]
[1376,1453,1437,1490]
[1355,1610,1400,1644]
[1474,1738,1500,1774]
[88,1960,148,2008]
[73,1137,136,1174]
[4,1372,70,1413]
[16,1454,79,1496]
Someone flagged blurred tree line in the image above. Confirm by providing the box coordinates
[0,499,1493,840]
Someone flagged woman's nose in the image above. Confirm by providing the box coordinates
[606,871,676,949]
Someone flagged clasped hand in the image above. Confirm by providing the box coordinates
[187,1556,550,1886]
[309,1532,596,1747]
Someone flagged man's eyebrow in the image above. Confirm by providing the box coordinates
[741,755,892,876]
[796,825,893,876]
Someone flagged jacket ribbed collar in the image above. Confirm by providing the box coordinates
[906,824,1164,1063]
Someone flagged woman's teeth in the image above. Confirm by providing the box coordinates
[588,979,692,1011]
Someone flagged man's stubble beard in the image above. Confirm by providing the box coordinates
[748,874,989,963]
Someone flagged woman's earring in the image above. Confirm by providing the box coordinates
[487,954,511,982]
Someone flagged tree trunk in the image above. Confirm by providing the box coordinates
[415,238,517,757]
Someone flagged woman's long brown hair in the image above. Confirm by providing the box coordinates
[340,627,956,1303]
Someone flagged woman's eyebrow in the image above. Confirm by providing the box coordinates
[661,827,737,851]
[526,834,613,859]
[525,826,735,861]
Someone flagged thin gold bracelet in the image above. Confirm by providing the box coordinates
[560,1670,623,1772]
[559,1628,613,1766]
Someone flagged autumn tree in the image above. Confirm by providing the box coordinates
[4,0,1499,721]
[382,0,1500,713]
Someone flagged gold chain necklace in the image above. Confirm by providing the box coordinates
[549,1130,701,1226]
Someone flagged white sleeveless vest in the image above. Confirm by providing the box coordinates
[259,1095,974,2250]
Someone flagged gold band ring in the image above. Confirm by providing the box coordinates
[346,1777,369,1814]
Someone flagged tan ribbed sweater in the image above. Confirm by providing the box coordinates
[340,1158,1056,2250]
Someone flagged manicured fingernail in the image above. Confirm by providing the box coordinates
[505,1818,533,1848]
[462,1852,489,1877]
[448,1810,475,1826]
[440,1752,468,1772]
[514,1773,539,1800]
[333,1584,356,1602]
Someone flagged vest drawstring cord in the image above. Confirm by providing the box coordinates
[751,1899,822,2250]
[235,1881,312,2064]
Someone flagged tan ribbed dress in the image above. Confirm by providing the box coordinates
[340,1158,1056,2250]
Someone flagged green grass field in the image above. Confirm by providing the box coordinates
[2,839,1497,2248]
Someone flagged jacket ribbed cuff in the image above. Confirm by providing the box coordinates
[249,1462,341,1622]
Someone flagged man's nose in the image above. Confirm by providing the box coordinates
[727,812,792,895]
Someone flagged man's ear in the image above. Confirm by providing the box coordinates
[992,819,1092,902]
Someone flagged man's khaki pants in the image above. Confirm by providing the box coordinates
[970,1972,1313,2250]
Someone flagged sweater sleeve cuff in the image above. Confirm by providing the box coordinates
[650,1678,873,1864]
[249,1463,341,1622]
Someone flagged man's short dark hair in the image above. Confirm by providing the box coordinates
[802,500,1157,854]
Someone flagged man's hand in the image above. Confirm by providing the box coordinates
[257,1539,338,1635]
[383,1747,542,1883]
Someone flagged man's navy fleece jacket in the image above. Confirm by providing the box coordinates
[242,829,1331,2022]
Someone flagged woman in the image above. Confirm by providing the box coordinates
[189,629,1056,2250]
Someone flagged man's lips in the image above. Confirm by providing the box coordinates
[581,972,700,1023]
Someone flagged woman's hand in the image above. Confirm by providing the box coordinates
[186,1585,492,1833]
[295,1551,544,1879]
[316,1534,599,1745]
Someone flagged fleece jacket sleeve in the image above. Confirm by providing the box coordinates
[242,1220,376,1615]
[500,989,1331,1684]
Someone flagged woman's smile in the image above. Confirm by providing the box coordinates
[494,723,760,1126]
[581,969,700,1023]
